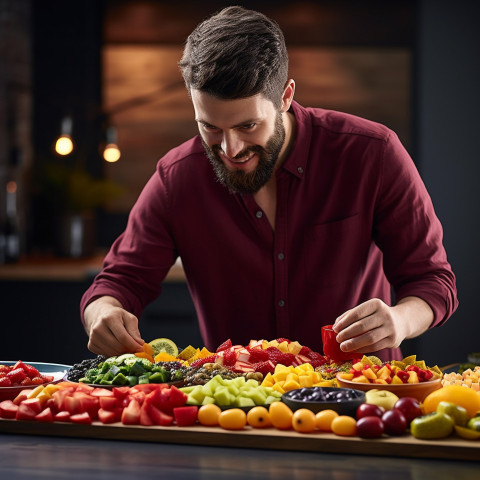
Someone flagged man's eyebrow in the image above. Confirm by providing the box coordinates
[195,118,260,128]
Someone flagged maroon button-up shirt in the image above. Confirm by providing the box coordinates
[81,101,458,360]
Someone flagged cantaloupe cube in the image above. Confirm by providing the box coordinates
[261,380,274,388]
[286,373,298,383]
[471,383,479,391]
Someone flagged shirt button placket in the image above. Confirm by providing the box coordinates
[274,175,290,338]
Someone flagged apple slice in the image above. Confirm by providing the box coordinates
[232,361,255,373]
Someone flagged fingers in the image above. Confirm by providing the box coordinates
[332,299,400,353]
[87,308,144,357]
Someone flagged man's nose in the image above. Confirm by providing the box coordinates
[221,131,244,159]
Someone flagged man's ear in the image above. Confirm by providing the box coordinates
[281,79,295,113]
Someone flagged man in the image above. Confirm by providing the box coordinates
[81,6,458,361]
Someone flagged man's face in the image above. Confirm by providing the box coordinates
[191,90,286,194]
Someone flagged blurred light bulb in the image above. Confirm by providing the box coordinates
[103,143,121,163]
[55,135,74,155]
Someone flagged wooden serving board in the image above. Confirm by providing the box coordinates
[1,418,479,461]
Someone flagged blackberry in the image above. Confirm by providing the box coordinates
[67,355,106,382]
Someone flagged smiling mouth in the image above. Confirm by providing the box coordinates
[224,152,255,165]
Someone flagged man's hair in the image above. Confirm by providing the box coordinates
[179,6,289,107]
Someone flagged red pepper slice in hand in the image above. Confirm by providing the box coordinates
[321,325,358,363]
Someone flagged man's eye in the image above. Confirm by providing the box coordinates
[241,123,255,130]
[202,124,219,132]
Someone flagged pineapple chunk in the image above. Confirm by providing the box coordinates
[314,380,333,387]
[352,362,364,372]
[360,355,375,367]
[272,371,289,382]
[391,375,404,385]
[351,374,369,383]
[263,372,274,383]
[278,341,289,353]
[283,379,301,391]
[272,383,285,394]
[407,371,419,383]
[288,341,303,355]
[339,373,354,381]
[362,367,377,381]
[298,376,313,388]
[376,366,391,380]
[374,379,388,384]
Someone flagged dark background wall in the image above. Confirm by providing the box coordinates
[1,0,479,367]
[401,0,480,365]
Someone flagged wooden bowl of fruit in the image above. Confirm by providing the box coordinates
[335,356,443,402]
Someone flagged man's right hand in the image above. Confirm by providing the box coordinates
[83,296,145,357]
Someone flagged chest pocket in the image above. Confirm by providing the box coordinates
[303,213,367,288]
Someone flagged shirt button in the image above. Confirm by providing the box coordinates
[297,166,304,174]
[277,252,285,260]
[256,210,263,218]
[278,299,285,307]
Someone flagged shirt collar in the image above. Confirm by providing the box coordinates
[279,100,311,180]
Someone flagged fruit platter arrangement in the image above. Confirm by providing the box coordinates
[1,335,480,461]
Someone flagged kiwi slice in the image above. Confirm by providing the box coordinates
[148,338,179,357]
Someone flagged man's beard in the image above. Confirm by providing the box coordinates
[202,112,285,194]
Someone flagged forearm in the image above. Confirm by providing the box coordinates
[393,296,434,340]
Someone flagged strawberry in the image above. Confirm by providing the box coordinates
[299,345,312,356]
[253,361,275,375]
[31,377,46,385]
[23,364,41,378]
[223,350,237,366]
[276,353,296,366]
[0,377,12,387]
[248,349,269,363]
[6,368,26,384]
[265,347,283,362]
[216,339,232,353]
[276,338,291,344]
[190,355,217,368]
[307,351,327,366]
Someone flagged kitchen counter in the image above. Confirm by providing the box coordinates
[0,255,186,282]
[0,432,478,480]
